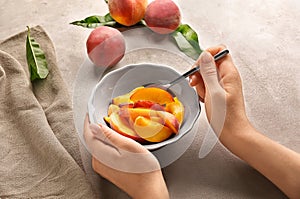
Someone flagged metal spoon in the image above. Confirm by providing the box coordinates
[145,49,229,90]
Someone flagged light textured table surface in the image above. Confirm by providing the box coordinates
[1,0,299,198]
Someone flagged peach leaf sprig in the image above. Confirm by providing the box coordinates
[26,26,49,81]
[70,13,146,30]
[171,24,203,60]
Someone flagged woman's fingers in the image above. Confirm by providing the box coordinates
[84,115,146,154]
[206,45,237,80]
[206,44,227,56]
[90,123,146,153]
[189,72,205,102]
[84,116,119,156]
[83,115,160,173]
[199,51,221,90]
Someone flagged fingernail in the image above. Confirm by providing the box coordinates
[189,76,193,85]
[201,51,213,64]
[90,124,102,135]
[189,75,196,86]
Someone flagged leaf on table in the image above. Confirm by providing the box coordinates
[26,26,49,81]
[171,24,203,60]
[70,13,146,31]
[70,13,118,28]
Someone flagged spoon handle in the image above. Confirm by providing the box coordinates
[169,49,229,86]
[213,49,229,61]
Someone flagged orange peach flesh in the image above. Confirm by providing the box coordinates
[166,97,184,125]
[109,112,141,141]
[134,116,173,143]
[130,87,174,105]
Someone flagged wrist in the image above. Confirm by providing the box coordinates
[131,171,169,199]
[219,113,253,148]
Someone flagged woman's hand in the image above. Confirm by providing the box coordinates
[83,115,169,199]
[189,45,250,141]
[190,45,300,198]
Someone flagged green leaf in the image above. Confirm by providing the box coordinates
[26,26,49,81]
[171,24,203,60]
[70,13,118,29]
[70,13,146,31]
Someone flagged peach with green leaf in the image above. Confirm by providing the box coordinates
[108,0,148,26]
[145,0,181,34]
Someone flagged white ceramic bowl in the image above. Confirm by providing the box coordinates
[88,63,201,150]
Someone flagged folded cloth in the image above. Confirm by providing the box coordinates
[0,26,95,198]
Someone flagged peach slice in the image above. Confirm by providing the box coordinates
[156,111,180,134]
[119,103,134,108]
[149,116,164,124]
[166,97,184,125]
[107,104,120,116]
[103,116,111,126]
[134,116,173,143]
[109,112,141,141]
[133,100,165,111]
[118,107,158,122]
[130,87,174,105]
[112,87,144,106]
[118,108,179,133]
[112,93,131,106]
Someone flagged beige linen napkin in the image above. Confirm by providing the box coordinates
[0,26,95,198]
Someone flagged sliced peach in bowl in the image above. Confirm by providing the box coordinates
[87,63,201,151]
[109,112,142,141]
[134,116,173,143]
[133,100,165,111]
[103,116,111,126]
[149,116,164,124]
[156,111,180,134]
[112,86,144,105]
[130,87,174,105]
[118,107,159,122]
[107,104,120,116]
[166,97,184,125]
[112,92,131,106]
[118,107,179,133]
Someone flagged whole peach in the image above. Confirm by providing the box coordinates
[86,26,125,67]
[108,0,148,26]
[145,0,181,34]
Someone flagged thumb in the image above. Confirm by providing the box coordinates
[87,123,159,173]
[198,51,227,158]
[199,51,221,89]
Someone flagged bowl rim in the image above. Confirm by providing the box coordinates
[88,63,201,150]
